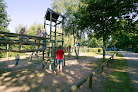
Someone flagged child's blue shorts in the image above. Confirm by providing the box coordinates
[56,59,63,65]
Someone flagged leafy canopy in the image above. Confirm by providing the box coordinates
[0,0,10,32]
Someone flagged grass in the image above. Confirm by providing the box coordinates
[104,53,134,92]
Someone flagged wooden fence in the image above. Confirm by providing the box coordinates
[64,53,117,92]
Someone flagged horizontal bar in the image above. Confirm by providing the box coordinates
[65,75,90,92]
[51,31,63,35]
[51,18,62,23]
[53,34,62,37]
[0,47,47,53]
[55,21,62,25]
[51,40,64,43]
[0,31,49,40]
[0,38,47,46]
[46,23,55,27]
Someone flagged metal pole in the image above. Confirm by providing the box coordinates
[54,22,57,65]
[62,17,64,47]
[49,11,52,71]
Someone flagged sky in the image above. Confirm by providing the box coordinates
[5,0,52,33]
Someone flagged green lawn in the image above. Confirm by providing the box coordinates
[104,53,134,92]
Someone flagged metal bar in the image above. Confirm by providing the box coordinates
[51,31,63,35]
[46,23,55,27]
[62,17,64,47]
[54,21,57,66]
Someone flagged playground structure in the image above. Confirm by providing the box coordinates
[0,8,65,70]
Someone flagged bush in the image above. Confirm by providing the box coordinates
[0,52,7,58]
[80,47,102,53]
[98,49,101,52]
[134,46,138,53]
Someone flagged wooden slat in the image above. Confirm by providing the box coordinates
[0,47,47,53]
[0,38,47,45]
[0,31,49,39]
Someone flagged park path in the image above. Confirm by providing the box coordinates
[120,51,138,91]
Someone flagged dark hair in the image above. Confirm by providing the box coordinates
[59,45,62,49]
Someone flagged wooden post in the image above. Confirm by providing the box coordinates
[7,44,9,60]
[42,51,45,68]
[107,61,108,67]
[64,55,65,66]
[89,75,92,88]
[101,66,104,73]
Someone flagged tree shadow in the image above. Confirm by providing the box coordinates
[0,54,104,92]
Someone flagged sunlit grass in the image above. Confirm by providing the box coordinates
[104,53,134,92]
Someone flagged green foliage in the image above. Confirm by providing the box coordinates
[0,52,6,58]
[74,0,137,57]
[0,0,10,32]
[87,33,103,48]
[0,0,11,57]
[80,37,87,46]
[134,46,138,53]
[80,47,102,53]
[26,24,43,36]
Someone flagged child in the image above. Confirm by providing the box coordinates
[35,27,42,48]
[19,27,29,50]
[56,45,64,74]
[15,54,19,65]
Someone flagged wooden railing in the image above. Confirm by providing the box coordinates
[64,53,117,92]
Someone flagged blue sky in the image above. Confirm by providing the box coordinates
[5,0,52,33]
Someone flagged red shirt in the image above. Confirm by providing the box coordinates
[56,49,64,59]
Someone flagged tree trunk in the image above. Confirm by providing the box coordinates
[103,33,106,61]
[73,25,79,59]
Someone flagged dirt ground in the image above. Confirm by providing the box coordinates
[0,53,112,92]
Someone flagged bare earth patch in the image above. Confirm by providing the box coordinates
[0,54,113,92]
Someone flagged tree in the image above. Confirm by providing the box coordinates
[26,23,43,36]
[0,0,10,32]
[0,0,11,57]
[88,33,103,48]
[51,0,81,59]
[74,0,137,59]
[15,24,27,34]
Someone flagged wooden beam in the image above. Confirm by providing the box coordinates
[0,31,49,40]
[0,38,47,46]
[0,47,47,53]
